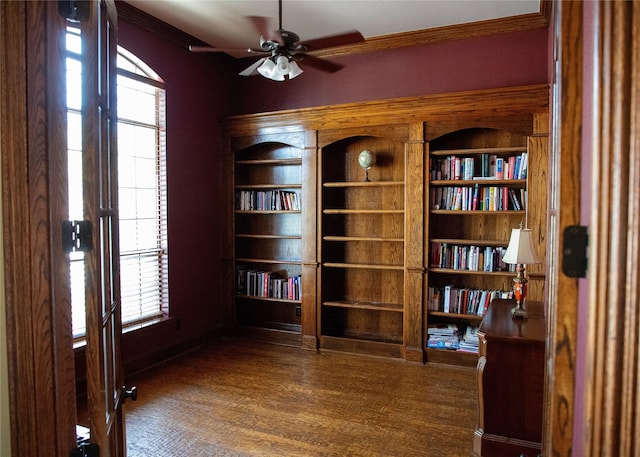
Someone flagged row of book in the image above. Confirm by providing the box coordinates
[429,152,528,181]
[235,190,301,211]
[431,185,526,211]
[430,243,516,273]
[236,267,302,301]
[427,286,513,316]
[426,324,480,353]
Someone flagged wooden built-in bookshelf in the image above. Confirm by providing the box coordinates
[317,131,407,358]
[221,84,549,365]
[424,124,548,366]
[230,134,311,345]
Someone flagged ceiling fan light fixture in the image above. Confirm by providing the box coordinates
[256,54,301,81]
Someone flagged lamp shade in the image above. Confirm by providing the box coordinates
[288,60,303,79]
[502,228,540,264]
[257,58,276,77]
[274,55,290,76]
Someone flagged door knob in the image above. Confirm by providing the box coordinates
[123,385,137,402]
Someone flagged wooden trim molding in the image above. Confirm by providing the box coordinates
[222,84,550,137]
[584,2,640,456]
[313,6,550,59]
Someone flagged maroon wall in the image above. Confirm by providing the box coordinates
[117,20,235,363]
[229,28,548,114]
[114,15,549,371]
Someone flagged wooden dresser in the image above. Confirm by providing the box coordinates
[474,299,546,456]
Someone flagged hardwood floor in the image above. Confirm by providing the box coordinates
[120,338,477,456]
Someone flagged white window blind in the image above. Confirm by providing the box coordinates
[116,60,169,329]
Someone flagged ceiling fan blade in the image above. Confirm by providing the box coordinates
[247,15,283,45]
[301,30,364,51]
[239,57,268,76]
[189,45,221,53]
[189,45,268,55]
[296,53,343,73]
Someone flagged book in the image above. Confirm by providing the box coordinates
[443,285,452,313]
[508,155,516,179]
[495,158,504,179]
[508,188,522,210]
[481,153,490,177]
[428,338,460,350]
[427,324,459,336]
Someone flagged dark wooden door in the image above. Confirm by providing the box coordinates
[81,1,126,454]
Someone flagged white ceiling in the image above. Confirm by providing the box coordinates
[125,0,541,55]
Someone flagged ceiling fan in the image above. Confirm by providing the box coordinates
[189,0,364,81]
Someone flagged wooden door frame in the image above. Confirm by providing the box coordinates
[546,1,640,456]
[0,1,77,456]
[581,1,640,455]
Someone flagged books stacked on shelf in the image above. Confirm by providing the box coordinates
[427,324,461,350]
[458,326,480,353]
[429,152,528,181]
[431,185,525,211]
[235,189,300,211]
[430,243,515,272]
[236,267,301,300]
[427,286,513,316]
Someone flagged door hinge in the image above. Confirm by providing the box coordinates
[562,225,588,278]
[62,220,93,253]
[58,1,90,22]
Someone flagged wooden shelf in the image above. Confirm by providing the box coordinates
[428,311,484,321]
[430,179,526,186]
[430,238,508,246]
[323,235,403,242]
[429,268,545,279]
[323,209,404,215]
[430,210,525,215]
[236,257,301,265]
[323,180,404,187]
[235,210,302,215]
[430,146,526,156]
[429,268,516,276]
[235,158,302,166]
[323,300,403,313]
[323,262,404,270]
[236,294,302,304]
[235,183,302,190]
[236,234,302,240]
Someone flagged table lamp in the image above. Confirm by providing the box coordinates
[502,224,540,319]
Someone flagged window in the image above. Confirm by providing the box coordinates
[66,26,169,339]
